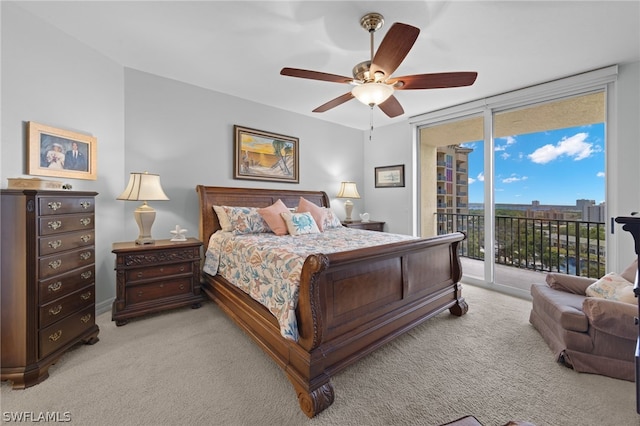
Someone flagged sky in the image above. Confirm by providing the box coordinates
[462,123,605,206]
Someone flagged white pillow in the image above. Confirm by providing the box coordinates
[586,272,636,304]
[281,211,320,236]
[213,205,232,232]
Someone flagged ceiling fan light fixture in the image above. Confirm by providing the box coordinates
[351,82,394,106]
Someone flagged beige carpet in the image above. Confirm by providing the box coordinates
[1,284,637,426]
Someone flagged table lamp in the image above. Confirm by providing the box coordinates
[117,172,169,244]
[337,181,361,222]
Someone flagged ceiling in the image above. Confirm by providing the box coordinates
[14,1,640,130]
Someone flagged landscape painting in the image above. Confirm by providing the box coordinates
[233,125,299,183]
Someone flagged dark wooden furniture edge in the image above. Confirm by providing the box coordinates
[196,185,467,417]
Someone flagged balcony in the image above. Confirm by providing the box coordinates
[437,213,606,279]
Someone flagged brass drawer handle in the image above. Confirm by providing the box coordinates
[48,239,63,249]
[47,202,62,211]
[81,314,92,323]
[80,201,91,209]
[48,281,62,292]
[80,234,91,243]
[137,291,144,297]
[80,251,92,261]
[137,272,144,278]
[48,220,62,230]
[80,291,92,300]
[179,266,185,272]
[48,259,62,270]
[49,330,62,341]
[81,271,92,279]
[80,217,91,226]
[179,284,185,290]
[49,305,63,316]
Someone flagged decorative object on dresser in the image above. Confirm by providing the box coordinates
[27,121,97,181]
[1,190,100,389]
[111,238,203,326]
[117,172,169,245]
[233,125,299,183]
[342,219,385,232]
[375,164,405,188]
[169,225,188,241]
[336,181,360,222]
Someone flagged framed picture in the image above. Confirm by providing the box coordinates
[233,125,299,183]
[27,121,97,180]
[375,164,405,188]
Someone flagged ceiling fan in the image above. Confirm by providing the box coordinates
[280,12,478,118]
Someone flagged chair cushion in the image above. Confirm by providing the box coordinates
[585,272,636,304]
[531,283,588,332]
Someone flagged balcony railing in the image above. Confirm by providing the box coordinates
[437,213,606,278]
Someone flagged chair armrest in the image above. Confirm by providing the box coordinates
[546,273,596,295]
[582,297,638,340]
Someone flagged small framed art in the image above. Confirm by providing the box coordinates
[27,121,97,180]
[375,164,405,188]
[233,125,299,183]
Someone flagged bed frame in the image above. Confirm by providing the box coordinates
[196,185,467,417]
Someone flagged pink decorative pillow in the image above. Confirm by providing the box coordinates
[297,197,327,231]
[586,272,635,304]
[258,199,290,236]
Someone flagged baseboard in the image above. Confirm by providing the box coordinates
[96,298,113,316]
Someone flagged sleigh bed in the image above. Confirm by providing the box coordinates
[196,185,467,417]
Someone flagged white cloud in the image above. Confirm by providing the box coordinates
[477,172,484,182]
[468,177,476,184]
[500,152,510,160]
[495,136,517,152]
[502,174,528,183]
[596,171,605,178]
[528,132,597,164]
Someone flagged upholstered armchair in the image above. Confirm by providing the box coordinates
[529,260,638,381]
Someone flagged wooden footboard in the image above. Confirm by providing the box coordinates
[196,185,467,417]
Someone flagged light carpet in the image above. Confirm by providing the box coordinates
[1,284,637,426]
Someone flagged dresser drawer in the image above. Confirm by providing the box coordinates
[125,278,192,306]
[39,213,94,236]
[39,196,95,216]
[39,305,95,358]
[39,230,95,256]
[39,265,95,304]
[39,285,95,328]
[39,247,94,279]
[125,262,192,283]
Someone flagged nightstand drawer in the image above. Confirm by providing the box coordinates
[39,247,94,279]
[125,278,192,306]
[125,262,192,283]
[39,265,95,304]
[39,285,94,328]
[39,305,95,358]
[39,213,94,236]
[39,196,95,216]
[39,230,95,256]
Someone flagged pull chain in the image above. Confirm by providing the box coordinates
[369,105,374,141]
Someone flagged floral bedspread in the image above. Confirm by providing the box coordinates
[203,227,417,341]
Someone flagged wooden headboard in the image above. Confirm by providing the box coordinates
[196,185,331,244]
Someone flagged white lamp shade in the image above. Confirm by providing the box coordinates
[117,172,169,201]
[351,82,394,106]
[337,182,361,199]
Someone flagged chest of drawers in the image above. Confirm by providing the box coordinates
[1,190,100,389]
[111,238,203,325]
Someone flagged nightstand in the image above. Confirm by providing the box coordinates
[112,238,203,326]
[342,220,385,232]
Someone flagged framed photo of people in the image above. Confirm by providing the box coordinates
[27,121,97,180]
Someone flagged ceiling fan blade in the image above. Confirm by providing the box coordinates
[312,92,354,113]
[370,23,420,79]
[378,95,404,118]
[391,72,478,90]
[280,67,353,84]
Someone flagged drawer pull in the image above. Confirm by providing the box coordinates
[48,281,63,292]
[48,239,63,249]
[48,259,62,270]
[179,284,185,290]
[137,272,144,278]
[81,271,92,280]
[80,291,92,300]
[137,291,144,297]
[49,330,62,342]
[179,266,185,272]
[49,305,63,316]
[47,202,62,211]
[48,220,62,230]
[80,251,92,260]
[80,234,91,243]
[81,314,92,323]
[80,217,91,226]
[80,201,91,209]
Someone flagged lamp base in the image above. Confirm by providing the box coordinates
[134,203,157,245]
[344,199,354,222]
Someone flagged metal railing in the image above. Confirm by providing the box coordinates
[437,213,606,278]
